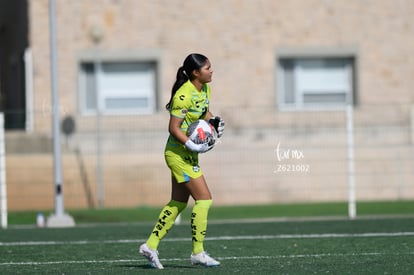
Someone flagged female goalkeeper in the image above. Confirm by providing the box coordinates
[139,53,225,269]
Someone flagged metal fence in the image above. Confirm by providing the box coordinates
[4,103,414,213]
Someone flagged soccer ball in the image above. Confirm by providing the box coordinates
[186,119,216,147]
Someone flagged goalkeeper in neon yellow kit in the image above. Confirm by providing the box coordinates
[139,53,225,269]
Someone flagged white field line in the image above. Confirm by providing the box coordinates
[1,252,414,266]
[1,232,414,247]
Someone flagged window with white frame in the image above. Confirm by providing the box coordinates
[278,57,355,110]
[79,61,157,115]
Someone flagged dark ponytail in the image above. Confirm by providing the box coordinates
[166,53,208,110]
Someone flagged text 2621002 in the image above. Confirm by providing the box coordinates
[274,164,310,173]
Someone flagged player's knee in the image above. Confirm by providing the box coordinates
[194,199,212,209]
[169,200,187,213]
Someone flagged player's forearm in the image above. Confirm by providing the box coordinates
[205,111,214,121]
[170,127,189,145]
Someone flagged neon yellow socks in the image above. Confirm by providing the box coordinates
[191,199,212,254]
[146,200,187,250]
[146,199,212,254]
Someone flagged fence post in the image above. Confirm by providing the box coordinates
[411,105,414,144]
[0,113,7,228]
[346,104,356,219]
[46,0,74,227]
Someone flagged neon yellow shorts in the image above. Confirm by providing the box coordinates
[164,147,203,183]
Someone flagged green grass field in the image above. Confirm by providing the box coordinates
[7,200,414,225]
[1,201,414,274]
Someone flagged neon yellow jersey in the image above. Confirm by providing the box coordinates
[167,80,211,147]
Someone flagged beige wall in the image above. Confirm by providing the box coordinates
[6,0,413,210]
[28,0,414,131]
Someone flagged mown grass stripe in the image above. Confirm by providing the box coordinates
[1,252,414,266]
[1,231,413,246]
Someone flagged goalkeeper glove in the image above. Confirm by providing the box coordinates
[209,116,225,138]
[185,139,211,153]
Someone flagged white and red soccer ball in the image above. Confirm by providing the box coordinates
[186,119,216,148]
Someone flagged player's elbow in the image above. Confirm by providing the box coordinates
[168,123,178,136]
[168,124,182,140]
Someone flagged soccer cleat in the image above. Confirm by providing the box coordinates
[139,243,164,269]
[190,251,220,267]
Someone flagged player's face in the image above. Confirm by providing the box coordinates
[196,60,213,83]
